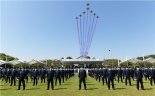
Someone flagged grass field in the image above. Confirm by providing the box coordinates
[0,74,155,96]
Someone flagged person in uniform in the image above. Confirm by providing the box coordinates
[6,68,11,83]
[40,68,46,83]
[32,68,39,86]
[78,68,87,90]
[55,69,61,86]
[135,67,144,90]
[117,67,123,83]
[107,68,115,90]
[101,68,107,85]
[61,69,65,83]
[18,68,27,90]
[125,68,131,86]
[10,68,17,86]
[47,68,55,90]
[150,68,155,86]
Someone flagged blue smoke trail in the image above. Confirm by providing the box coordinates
[88,15,95,53]
[86,13,92,53]
[85,10,89,56]
[83,13,85,56]
[89,17,98,51]
[79,16,83,56]
[76,18,81,52]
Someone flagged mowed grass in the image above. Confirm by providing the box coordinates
[0,73,155,96]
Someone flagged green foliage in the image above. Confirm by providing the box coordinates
[145,54,155,59]
[120,61,154,68]
[134,61,153,68]
[134,62,145,67]
[0,63,13,68]
[0,53,17,61]
[66,56,72,59]
[137,57,143,60]
[103,59,120,68]
[41,59,62,68]
[120,61,134,68]
[30,63,45,68]
[65,64,71,68]
[14,64,23,68]
[88,62,102,68]
[14,63,30,68]
[137,54,155,60]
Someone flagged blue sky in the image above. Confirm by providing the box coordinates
[0,1,155,61]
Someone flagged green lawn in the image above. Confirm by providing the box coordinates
[0,74,155,96]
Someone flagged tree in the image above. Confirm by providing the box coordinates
[103,59,120,68]
[144,61,154,68]
[137,54,155,60]
[135,61,153,68]
[0,53,17,61]
[0,63,13,68]
[120,61,134,68]
[65,64,70,68]
[86,56,91,59]
[135,62,144,67]
[66,56,72,59]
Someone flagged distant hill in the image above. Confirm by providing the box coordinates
[0,53,17,61]
[137,54,155,60]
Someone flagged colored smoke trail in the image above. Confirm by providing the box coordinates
[75,3,99,57]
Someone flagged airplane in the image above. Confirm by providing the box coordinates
[86,7,90,10]
[83,11,86,14]
[86,3,90,6]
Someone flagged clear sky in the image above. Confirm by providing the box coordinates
[0,0,155,61]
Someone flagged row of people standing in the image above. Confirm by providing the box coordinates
[0,68,74,90]
[88,67,155,90]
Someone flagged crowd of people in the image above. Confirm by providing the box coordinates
[88,67,155,90]
[0,67,155,91]
[0,68,74,90]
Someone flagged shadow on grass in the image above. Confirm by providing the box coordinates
[87,88,98,90]
[54,88,67,90]
[63,83,71,85]
[86,81,91,83]
[128,84,135,86]
[144,88,153,90]
[87,84,95,85]
[39,84,46,86]
[115,88,126,90]
[0,88,11,90]
[26,88,40,90]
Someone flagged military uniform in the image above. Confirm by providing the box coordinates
[107,68,115,90]
[47,69,55,90]
[10,69,17,86]
[135,68,144,90]
[78,69,87,90]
